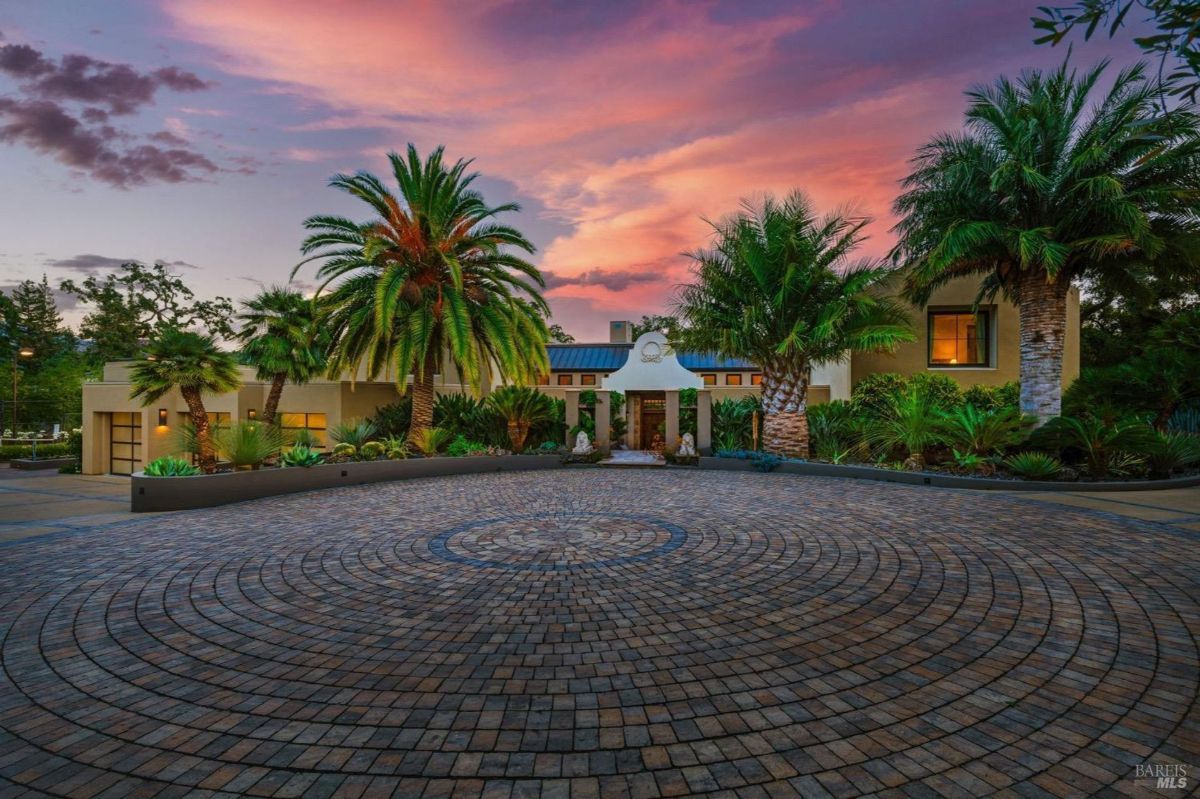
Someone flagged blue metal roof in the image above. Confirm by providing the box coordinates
[547,344,755,371]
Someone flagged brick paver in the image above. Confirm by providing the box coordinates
[0,470,1195,797]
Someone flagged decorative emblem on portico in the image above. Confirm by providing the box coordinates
[640,341,664,363]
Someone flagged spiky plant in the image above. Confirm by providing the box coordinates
[864,384,945,468]
[411,426,453,457]
[674,191,915,457]
[1032,415,1155,477]
[129,330,240,474]
[295,144,550,447]
[892,60,1200,424]
[328,418,379,449]
[486,385,556,451]
[236,286,327,425]
[213,421,282,470]
[1002,451,1062,480]
[938,404,1031,456]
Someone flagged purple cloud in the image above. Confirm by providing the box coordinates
[543,268,659,292]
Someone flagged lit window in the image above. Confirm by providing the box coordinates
[751,373,762,386]
[580,374,596,386]
[701,374,716,386]
[726,373,743,386]
[557,374,573,386]
[280,412,328,447]
[929,310,989,366]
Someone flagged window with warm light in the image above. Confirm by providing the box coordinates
[557,374,573,386]
[580,374,596,386]
[928,310,989,367]
[279,412,327,447]
[701,374,716,386]
[726,373,743,386]
[751,373,763,386]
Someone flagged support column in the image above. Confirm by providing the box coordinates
[564,390,579,448]
[665,390,680,454]
[594,390,611,455]
[697,390,712,454]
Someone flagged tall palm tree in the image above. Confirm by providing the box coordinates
[129,329,240,474]
[674,192,915,457]
[295,144,550,445]
[236,286,327,425]
[891,60,1200,424]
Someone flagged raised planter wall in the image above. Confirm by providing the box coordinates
[699,456,1200,492]
[131,455,563,513]
[10,457,76,471]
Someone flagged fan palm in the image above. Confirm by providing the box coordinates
[674,192,915,457]
[295,144,550,446]
[236,286,327,425]
[487,385,556,451]
[129,330,240,474]
[892,60,1200,424]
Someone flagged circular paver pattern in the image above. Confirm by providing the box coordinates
[0,470,1196,798]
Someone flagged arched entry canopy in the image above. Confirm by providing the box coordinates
[601,332,702,393]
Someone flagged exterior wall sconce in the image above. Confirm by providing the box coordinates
[248,409,257,420]
[158,408,169,427]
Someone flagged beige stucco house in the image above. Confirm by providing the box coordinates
[80,277,1080,474]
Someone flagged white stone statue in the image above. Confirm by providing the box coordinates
[572,430,594,455]
[677,433,697,457]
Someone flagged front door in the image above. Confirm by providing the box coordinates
[639,396,666,450]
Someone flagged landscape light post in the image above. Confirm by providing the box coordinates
[11,345,34,443]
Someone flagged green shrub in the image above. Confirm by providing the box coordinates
[865,385,945,467]
[808,400,864,460]
[447,434,488,457]
[329,418,378,449]
[280,445,322,468]
[287,428,320,448]
[411,427,452,456]
[963,381,1019,412]
[1143,431,1200,478]
[435,393,503,445]
[938,404,1030,456]
[712,396,759,449]
[1030,415,1154,478]
[369,399,412,438]
[214,421,282,469]
[949,449,995,475]
[1003,451,1062,480]
[850,373,909,419]
[330,442,357,460]
[359,440,386,460]
[386,447,407,460]
[909,373,962,411]
[0,443,70,460]
[143,456,201,477]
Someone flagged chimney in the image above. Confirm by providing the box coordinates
[609,320,632,343]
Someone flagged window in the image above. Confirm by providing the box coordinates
[537,373,549,385]
[701,374,716,386]
[726,373,743,386]
[279,412,328,447]
[751,373,762,386]
[557,374,573,386]
[580,374,596,386]
[929,310,990,367]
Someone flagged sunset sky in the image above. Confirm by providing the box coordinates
[0,1,1143,340]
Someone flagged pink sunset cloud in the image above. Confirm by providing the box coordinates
[154,0,1117,338]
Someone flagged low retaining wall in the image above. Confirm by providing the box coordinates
[131,455,563,512]
[10,457,75,471]
[698,457,1200,492]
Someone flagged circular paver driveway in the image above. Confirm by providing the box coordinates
[0,471,1196,798]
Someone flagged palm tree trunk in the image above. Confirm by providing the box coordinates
[761,366,810,458]
[508,421,530,452]
[408,365,435,447]
[1018,274,1070,425]
[181,387,216,474]
[262,372,286,426]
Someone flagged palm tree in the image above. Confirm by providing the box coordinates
[674,192,915,457]
[129,330,240,474]
[295,144,550,446]
[487,385,556,451]
[892,60,1200,424]
[236,286,327,425]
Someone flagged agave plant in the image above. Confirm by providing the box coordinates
[328,418,378,449]
[938,404,1031,456]
[487,385,556,451]
[865,385,944,468]
[280,444,322,468]
[1031,415,1155,478]
[411,427,453,457]
[1143,430,1200,478]
[213,421,282,470]
[143,456,200,477]
[1002,451,1062,480]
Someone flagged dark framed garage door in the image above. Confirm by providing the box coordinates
[110,412,142,475]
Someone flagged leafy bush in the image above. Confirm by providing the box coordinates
[1002,451,1062,480]
[387,447,407,460]
[938,404,1030,456]
[850,373,909,419]
[0,443,70,460]
[1143,431,1200,478]
[369,399,412,438]
[143,456,201,477]
[808,400,863,460]
[329,418,378,449]
[963,381,1019,412]
[447,434,489,457]
[214,421,282,469]
[908,373,962,411]
[487,386,556,450]
[280,445,322,468]
[949,449,995,475]
[411,427,452,456]
[1030,415,1155,478]
[865,385,944,466]
[712,396,759,450]
[359,440,386,460]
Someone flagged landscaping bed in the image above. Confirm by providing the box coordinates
[131,454,563,512]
